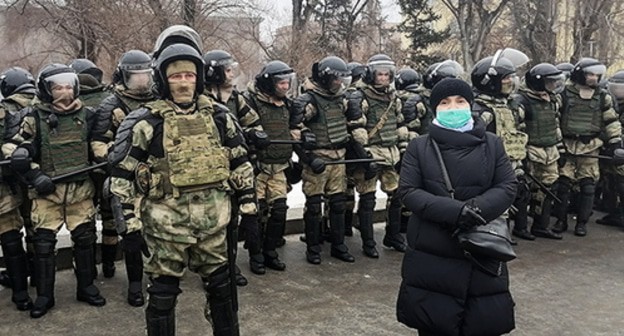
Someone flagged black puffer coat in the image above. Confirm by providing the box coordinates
[396,119,517,336]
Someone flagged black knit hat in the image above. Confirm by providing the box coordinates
[430,78,474,110]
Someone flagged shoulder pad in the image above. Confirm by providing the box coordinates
[213,101,230,115]
[98,94,123,115]
[3,106,30,142]
[108,108,151,166]
[292,93,314,113]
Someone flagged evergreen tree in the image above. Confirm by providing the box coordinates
[397,0,449,70]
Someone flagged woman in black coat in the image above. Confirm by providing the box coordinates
[396,78,518,336]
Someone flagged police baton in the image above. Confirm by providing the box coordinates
[323,158,384,165]
[50,162,108,183]
[0,159,10,166]
[268,139,302,145]
[523,172,562,204]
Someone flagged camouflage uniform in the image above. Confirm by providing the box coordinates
[291,78,366,263]
[347,80,408,254]
[110,94,254,333]
[242,84,291,271]
[554,83,622,234]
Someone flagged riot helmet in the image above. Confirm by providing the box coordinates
[153,25,203,60]
[608,70,624,100]
[525,63,565,94]
[36,63,80,103]
[0,67,36,97]
[570,57,606,88]
[471,56,518,97]
[347,62,366,83]
[255,60,295,97]
[312,56,351,94]
[113,50,153,93]
[423,60,463,89]
[203,50,239,86]
[363,54,395,87]
[556,62,574,79]
[395,68,422,90]
[153,43,204,101]
[69,58,103,86]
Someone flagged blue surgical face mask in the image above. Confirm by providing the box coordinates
[435,108,472,129]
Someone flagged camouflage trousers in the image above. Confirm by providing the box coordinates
[560,150,600,182]
[354,166,399,195]
[256,170,288,203]
[30,179,96,232]
[141,189,231,278]
[527,158,560,216]
[302,164,346,197]
[0,184,23,235]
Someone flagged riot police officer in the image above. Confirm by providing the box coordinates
[554,58,622,236]
[69,58,109,108]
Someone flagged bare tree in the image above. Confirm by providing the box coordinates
[570,0,614,62]
[439,0,511,69]
[509,0,557,65]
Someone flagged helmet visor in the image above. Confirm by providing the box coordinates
[609,82,624,99]
[544,73,566,94]
[328,75,352,94]
[273,72,296,98]
[124,69,153,92]
[45,73,78,90]
[370,64,396,86]
[584,64,607,76]
[496,48,530,69]
[500,74,519,95]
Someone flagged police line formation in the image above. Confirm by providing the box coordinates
[0,24,623,335]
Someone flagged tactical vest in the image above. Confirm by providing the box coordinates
[81,89,109,109]
[561,87,603,137]
[117,93,147,114]
[364,92,399,147]
[255,98,293,164]
[151,99,230,191]
[306,92,349,149]
[479,98,528,160]
[38,108,90,181]
[520,94,559,147]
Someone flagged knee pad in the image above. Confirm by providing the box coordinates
[359,192,376,210]
[258,199,269,216]
[148,276,181,296]
[329,193,346,213]
[71,222,97,248]
[555,177,573,193]
[33,229,57,256]
[579,178,595,196]
[305,195,323,216]
[101,229,118,239]
[0,230,24,256]
[270,198,288,219]
[203,264,230,292]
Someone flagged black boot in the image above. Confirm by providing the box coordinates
[263,199,287,271]
[329,194,354,263]
[358,192,378,258]
[234,266,247,287]
[383,194,407,252]
[512,200,535,240]
[553,178,572,233]
[575,178,595,237]
[146,276,180,336]
[531,194,563,240]
[125,249,145,307]
[71,224,106,307]
[30,229,56,319]
[304,196,323,265]
[101,242,117,278]
[1,230,33,311]
[0,270,10,288]
[249,253,265,275]
[205,265,240,336]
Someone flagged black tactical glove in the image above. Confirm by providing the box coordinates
[10,147,32,174]
[456,204,487,232]
[606,142,622,157]
[24,169,55,196]
[247,130,271,149]
[364,151,379,180]
[285,160,303,185]
[309,156,326,174]
[301,130,317,150]
[122,231,150,258]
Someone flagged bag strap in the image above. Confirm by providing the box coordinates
[430,137,455,199]
[367,98,396,139]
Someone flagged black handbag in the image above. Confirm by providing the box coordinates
[430,138,517,263]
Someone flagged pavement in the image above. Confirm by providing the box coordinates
[2,212,624,336]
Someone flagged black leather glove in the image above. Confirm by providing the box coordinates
[606,142,621,157]
[301,130,317,150]
[456,204,487,232]
[122,231,150,258]
[364,151,379,180]
[24,169,55,196]
[10,147,32,174]
[247,130,271,149]
[309,156,326,174]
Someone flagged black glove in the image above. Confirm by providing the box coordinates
[122,231,150,258]
[10,147,32,174]
[456,204,486,232]
[24,169,55,196]
[364,151,379,180]
[309,156,326,174]
[301,130,317,150]
[247,130,271,149]
[285,160,303,185]
[606,142,622,157]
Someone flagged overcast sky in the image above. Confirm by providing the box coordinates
[260,0,402,35]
